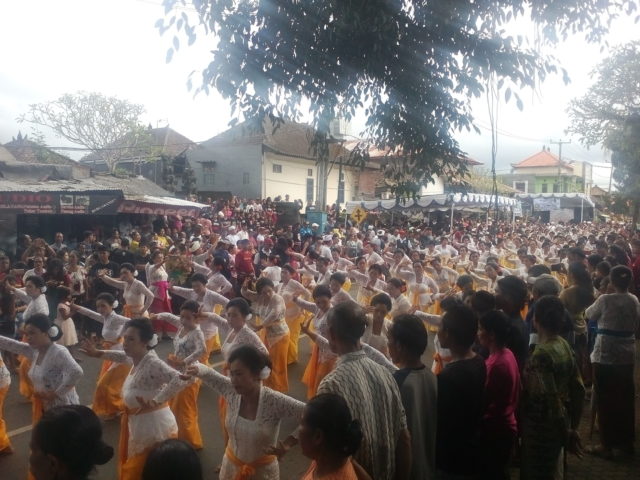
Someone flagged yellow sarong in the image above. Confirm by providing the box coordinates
[263,334,290,393]
[170,380,203,450]
[118,403,173,480]
[0,386,11,453]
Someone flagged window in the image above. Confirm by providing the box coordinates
[243,172,250,184]
[203,173,215,185]
[272,164,282,173]
[541,183,548,193]
[307,168,313,177]
[306,178,314,204]
[553,183,559,193]
[202,162,215,173]
[513,181,527,193]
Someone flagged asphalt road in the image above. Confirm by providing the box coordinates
[0,337,313,480]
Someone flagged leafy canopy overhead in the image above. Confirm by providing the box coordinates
[18,91,152,174]
[159,0,638,196]
[567,41,640,219]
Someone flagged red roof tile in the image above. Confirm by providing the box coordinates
[512,149,572,169]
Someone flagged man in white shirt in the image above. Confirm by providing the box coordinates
[225,226,239,246]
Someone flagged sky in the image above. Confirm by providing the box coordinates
[1,0,638,188]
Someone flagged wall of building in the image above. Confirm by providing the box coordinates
[263,151,358,207]
[419,176,445,196]
[188,143,263,198]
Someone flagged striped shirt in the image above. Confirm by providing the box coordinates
[318,350,407,480]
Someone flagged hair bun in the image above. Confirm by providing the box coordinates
[147,333,159,348]
[343,419,363,456]
[92,443,114,465]
[47,324,63,341]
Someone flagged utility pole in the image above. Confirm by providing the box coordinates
[550,139,571,193]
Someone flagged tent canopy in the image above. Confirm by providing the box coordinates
[345,193,519,213]
[516,192,594,208]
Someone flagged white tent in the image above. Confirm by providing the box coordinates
[515,192,594,208]
[345,193,519,213]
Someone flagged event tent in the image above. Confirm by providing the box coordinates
[345,193,519,213]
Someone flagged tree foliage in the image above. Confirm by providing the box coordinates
[567,41,640,220]
[159,0,637,196]
[18,91,152,173]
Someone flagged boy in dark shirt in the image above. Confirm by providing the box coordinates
[495,275,530,372]
[436,303,487,478]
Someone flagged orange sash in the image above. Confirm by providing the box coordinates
[224,446,276,479]
[119,402,169,467]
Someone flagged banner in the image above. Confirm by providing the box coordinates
[533,197,560,211]
[0,192,120,214]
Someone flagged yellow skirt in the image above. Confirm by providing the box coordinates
[263,334,290,393]
[286,313,306,364]
[425,301,442,332]
[202,334,221,365]
[302,344,336,399]
[118,405,175,480]
[0,386,10,453]
[170,380,203,450]
[18,357,33,401]
[93,362,130,417]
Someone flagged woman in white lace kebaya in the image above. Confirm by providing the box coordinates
[241,278,290,392]
[0,313,82,425]
[276,265,309,364]
[152,300,207,450]
[170,272,229,363]
[10,275,51,401]
[294,285,336,399]
[99,263,154,318]
[186,344,304,480]
[72,292,130,419]
[81,318,185,480]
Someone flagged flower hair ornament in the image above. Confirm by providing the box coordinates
[133,270,139,277]
[259,366,271,380]
[41,286,47,293]
[48,324,60,338]
[112,300,119,309]
[147,333,159,348]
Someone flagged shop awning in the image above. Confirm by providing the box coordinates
[118,195,207,217]
[516,192,594,208]
[345,193,519,213]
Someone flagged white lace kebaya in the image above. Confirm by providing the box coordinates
[102,349,186,457]
[195,363,304,480]
[0,337,82,409]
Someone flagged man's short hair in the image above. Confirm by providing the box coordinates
[389,314,428,357]
[327,302,367,345]
[441,304,478,350]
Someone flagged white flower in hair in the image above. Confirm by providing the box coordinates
[48,325,59,338]
[41,286,47,293]
[147,333,159,348]
[259,366,271,380]
[112,300,119,309]
[133,270,139,277]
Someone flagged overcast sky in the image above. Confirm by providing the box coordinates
[1,0,637,188]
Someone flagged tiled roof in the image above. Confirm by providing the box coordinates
[3,137,77,165]
[80,127,197,165]
[204,118,349,160]
[0,163,171,196]
[512,149,572,170]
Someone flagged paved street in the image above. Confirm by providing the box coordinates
[1,337,313,480]
[1,336,639,479]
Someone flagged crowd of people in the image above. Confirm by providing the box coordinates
[0,195,638,480]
